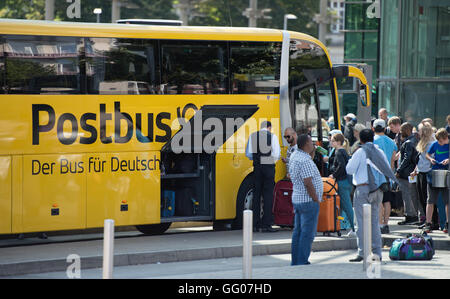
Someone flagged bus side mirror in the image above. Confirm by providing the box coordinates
[332,66,349,78]
[359,84,368,107]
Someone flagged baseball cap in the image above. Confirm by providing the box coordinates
[328,129,342,136]
[345,113,356,120]
[373,119,386,129]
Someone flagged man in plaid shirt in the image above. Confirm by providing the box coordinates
[289,134,323,266]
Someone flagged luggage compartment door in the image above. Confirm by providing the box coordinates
[86,151,160,228]
[0,156,11,234]
[22,154,86,232]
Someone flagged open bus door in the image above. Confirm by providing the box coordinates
[333,63,373,128]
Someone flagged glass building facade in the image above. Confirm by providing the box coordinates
[345,0,450,127]
[343,0,380,116]
[379,0,450,127]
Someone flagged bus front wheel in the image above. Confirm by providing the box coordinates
[231,174,254,230]
[135,223,171,235]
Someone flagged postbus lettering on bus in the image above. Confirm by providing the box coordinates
[31,101,172,145]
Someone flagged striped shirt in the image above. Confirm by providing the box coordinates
[289,149,323,204]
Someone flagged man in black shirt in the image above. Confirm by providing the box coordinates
[395,123,420,225]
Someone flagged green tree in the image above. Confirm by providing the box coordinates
[0,0,319,36]
[0,0,177,23]
[189,0,248,27]
[120,0,178,20]
[189,0,319,36]
[0,0,45,20]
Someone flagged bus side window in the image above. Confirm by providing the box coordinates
[85,38,157,95]
[0,39,4,94]
[160,41,228,95]
[3,35,82,94]
[229,42,281,94]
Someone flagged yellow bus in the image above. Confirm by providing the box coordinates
[0,19,370,235]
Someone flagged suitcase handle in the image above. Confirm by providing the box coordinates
[323,180,338,194]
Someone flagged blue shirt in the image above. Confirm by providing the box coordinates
[289,149,323,204]
[427,141,449,170]
[374,134,397,164]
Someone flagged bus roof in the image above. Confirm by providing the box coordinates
[0,19,330,62]
[0,19,326,46]
[116,19,183,26]
[0,19,284,42]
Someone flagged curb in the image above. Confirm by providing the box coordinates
[1,234,449,277]
[0,238,356,277]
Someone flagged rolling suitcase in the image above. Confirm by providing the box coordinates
[161,190,175,217]
[272,179,294,227]
[317,177,342,236]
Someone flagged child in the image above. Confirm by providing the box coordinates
[424,128,449,233]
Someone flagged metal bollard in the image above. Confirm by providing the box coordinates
[102,219,115,279]
[243,210,253,279]
[363,204,372,272]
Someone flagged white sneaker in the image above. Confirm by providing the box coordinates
[346,230,356,238]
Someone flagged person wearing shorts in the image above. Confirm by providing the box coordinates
[424,128,449,233]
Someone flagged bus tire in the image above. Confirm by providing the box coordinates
[135,223,171,235]
[213,220,231,231]
[231,174,254,230]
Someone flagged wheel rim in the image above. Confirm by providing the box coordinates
[244,188,253,210]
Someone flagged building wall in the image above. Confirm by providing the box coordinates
[378,0,450,127]
[343,0,380,116]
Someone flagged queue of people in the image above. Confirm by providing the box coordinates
[246,110,449,266]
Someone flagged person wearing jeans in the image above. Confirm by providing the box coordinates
[289,134,323,266]
[328,133,355,236]
[291,201,320,265]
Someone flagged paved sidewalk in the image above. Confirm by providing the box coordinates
[6,250,450,279]
[0,217,448,276]
[145,250,450,279]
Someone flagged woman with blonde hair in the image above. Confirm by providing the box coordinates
[329,133,355,236]
[411,122,438,228]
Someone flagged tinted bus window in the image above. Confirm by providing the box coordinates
[230,42,281,94]
[0,41,4,94]
[289,40,332,141]
[160,41,228,95]
[289,39,330,89]
[3,35,81,94]
[86,38,157,94]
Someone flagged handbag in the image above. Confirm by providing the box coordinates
[379,177,390,193]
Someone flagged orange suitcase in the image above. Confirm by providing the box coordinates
[317,178,342,237]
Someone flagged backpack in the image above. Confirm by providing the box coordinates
[389,233,435,261]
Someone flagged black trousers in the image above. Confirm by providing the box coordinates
[252,164,275,229]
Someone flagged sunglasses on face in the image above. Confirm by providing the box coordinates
[284,135,291,139]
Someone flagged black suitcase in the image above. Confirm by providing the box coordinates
[175,187,197,216]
